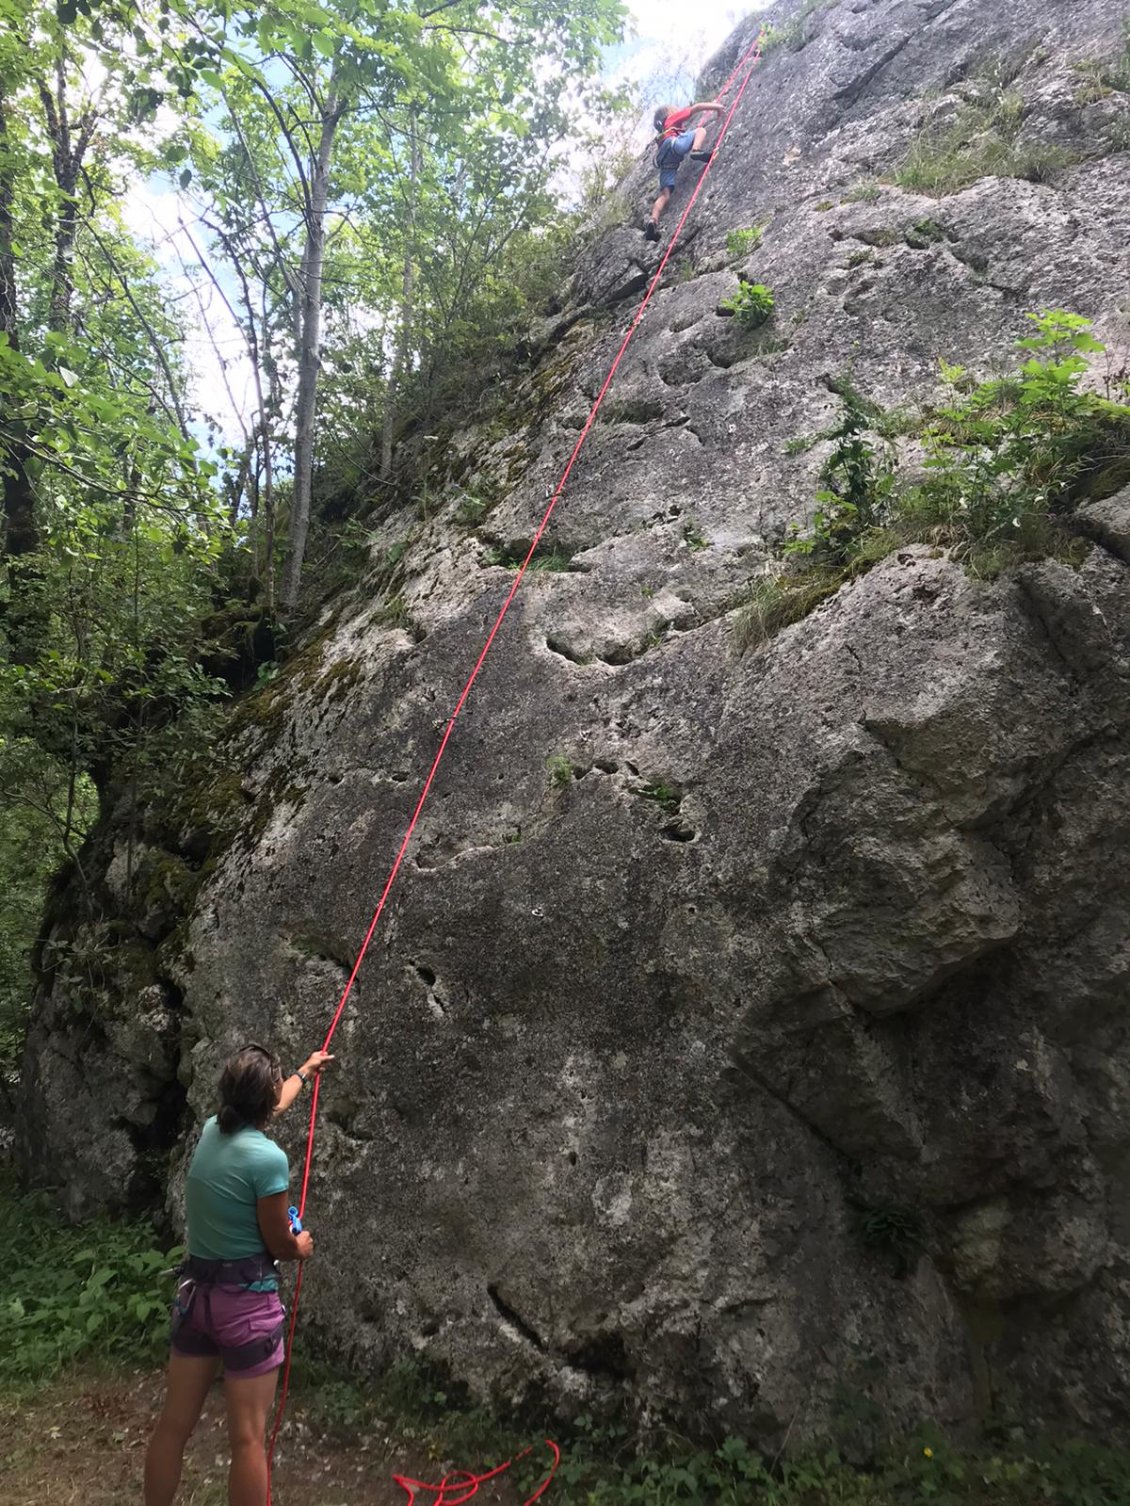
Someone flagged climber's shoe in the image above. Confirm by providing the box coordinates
[691,149,714,164]
[644,219,661,242]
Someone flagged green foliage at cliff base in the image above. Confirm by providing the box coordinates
[2,1173,1129,1506]
[0,1171,180,1390]
[296,1361,1130,1506]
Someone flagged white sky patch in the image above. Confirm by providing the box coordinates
[616,0,769,106]
[121,179,262,448]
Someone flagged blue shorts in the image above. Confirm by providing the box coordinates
[656,130,696,191]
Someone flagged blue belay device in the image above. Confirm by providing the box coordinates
[288,1206,302,1234]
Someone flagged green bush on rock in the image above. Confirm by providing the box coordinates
[735,310,1130,651]
[720,280,776,329]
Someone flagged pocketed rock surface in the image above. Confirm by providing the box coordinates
[19,0,1130,1445]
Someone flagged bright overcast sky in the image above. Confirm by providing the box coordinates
[614,0,767,102]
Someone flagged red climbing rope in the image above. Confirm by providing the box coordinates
[392,1440,561,1506]
[265,25,765,1503]
[714,21,767,100]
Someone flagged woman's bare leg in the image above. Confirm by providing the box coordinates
[224,1368,280,1506]
[144,1352,220,1506]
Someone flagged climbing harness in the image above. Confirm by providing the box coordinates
[264,23,766,1505]
[170,1254,286,1371]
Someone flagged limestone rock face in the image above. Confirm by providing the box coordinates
[19,0,1130,1443]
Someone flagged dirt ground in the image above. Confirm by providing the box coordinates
[0,1369,532,1506]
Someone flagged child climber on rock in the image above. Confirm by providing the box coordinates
[645,98,724,241]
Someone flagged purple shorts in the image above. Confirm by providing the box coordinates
[171,1282,286,1378]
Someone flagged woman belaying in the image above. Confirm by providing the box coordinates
[144,1041,333,1506]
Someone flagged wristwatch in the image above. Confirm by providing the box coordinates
[294,1068,309,1086]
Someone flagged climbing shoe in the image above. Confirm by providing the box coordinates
[691,149,714,164]
[644,219,660,242]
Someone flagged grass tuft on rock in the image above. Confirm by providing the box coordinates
[734,309,1130,652]
[894,64,1077,196]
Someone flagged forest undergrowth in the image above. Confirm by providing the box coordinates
[3,1173,1130,1506]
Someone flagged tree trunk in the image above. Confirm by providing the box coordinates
[380,107,421,484]
[39,55,95,337]
[281,88,341,612]
[0,78,39,565]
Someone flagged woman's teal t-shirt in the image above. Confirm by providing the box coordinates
[185,1116,289,1288]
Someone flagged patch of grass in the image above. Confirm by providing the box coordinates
[719,279,775,330]
[1073,26,1130,103]
[749,336,793,361]
[856,225,901,247]
[637,780,681,814]
[375,593,413,630]
[732,566,850,652]
[454,493,491,527]
[737,310,1130,651]
[725,224,765,257]
[761,0,831,55]
[0,1171,180,1391]
[843,180,882,203]
[682,521,709,550]
[907,217,946,246]
[547,753,574,789]
[485,543,574,572]
[847,248,873,268]
[894,71,1076,196]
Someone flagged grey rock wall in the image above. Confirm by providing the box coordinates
[19,0,1130,1443]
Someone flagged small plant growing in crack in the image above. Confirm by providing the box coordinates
[726,224,765,257]
[682,521,709,550]
[454,493,490,526]
[376,593,413,631]
[547,754,574,789]
[719,278,775,330]
[638,780,681,814]
[486,543,573,572]
[842,179,881,203]
[854,1201,924,1277]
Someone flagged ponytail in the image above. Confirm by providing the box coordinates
[217,1042,283,1134]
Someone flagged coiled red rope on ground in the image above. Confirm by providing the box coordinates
[265,26,765,1502]
[392,1440,561,1505]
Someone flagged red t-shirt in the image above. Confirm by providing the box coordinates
[662,106,695,139]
